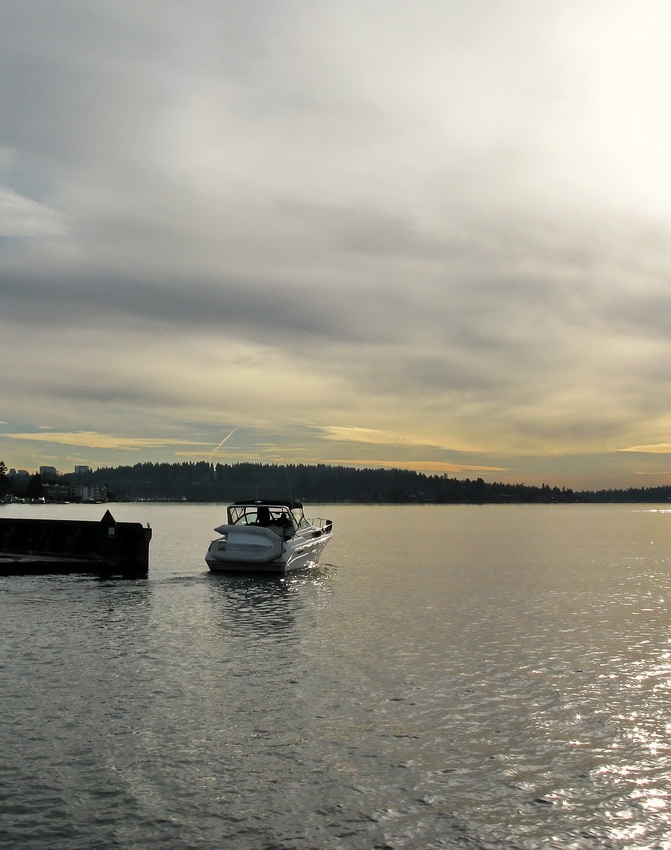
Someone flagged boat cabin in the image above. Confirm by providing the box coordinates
[226,499,309,536]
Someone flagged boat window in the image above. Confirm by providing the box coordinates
[292,509,310,529]
[228,506,253,524]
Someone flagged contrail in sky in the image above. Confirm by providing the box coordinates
[206,424,242,463]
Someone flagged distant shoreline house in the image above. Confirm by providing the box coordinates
[43,482,110,503]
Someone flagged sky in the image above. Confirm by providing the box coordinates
[3,0,671,490]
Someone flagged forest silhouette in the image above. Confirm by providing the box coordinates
[3,461,671,504]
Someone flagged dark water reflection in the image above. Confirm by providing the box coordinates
[206,570,330,637]
[2,503,671,848]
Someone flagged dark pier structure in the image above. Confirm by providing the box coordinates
[0,511,152,578]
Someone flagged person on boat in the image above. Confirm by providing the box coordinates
[256,506,271,526]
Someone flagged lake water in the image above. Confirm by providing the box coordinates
[2,502,671,849]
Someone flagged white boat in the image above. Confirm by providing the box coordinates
[205,499,333,573]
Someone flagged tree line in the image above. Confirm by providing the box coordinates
[3,459,671,504]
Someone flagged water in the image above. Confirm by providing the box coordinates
[2,503,671,849]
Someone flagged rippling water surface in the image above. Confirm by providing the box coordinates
[2,503,671,849]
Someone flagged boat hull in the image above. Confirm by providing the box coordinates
[206,528,332,574]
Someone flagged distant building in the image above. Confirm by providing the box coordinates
[43,483,71,502]
[71,484,109,503]
[43,483,109,503]
[74,466,92,475]
[39,466,59,480]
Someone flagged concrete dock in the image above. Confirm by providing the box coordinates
[0,511,152,577]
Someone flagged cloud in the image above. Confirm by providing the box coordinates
[0,186,70,237]
[326,459,508,475]
[619,444,671,454]
[3,1,671,486]
[5,431,210,451]
[320,426,448,448]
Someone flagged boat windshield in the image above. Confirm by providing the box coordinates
[291,507,310,529]
[228,504,296,529]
